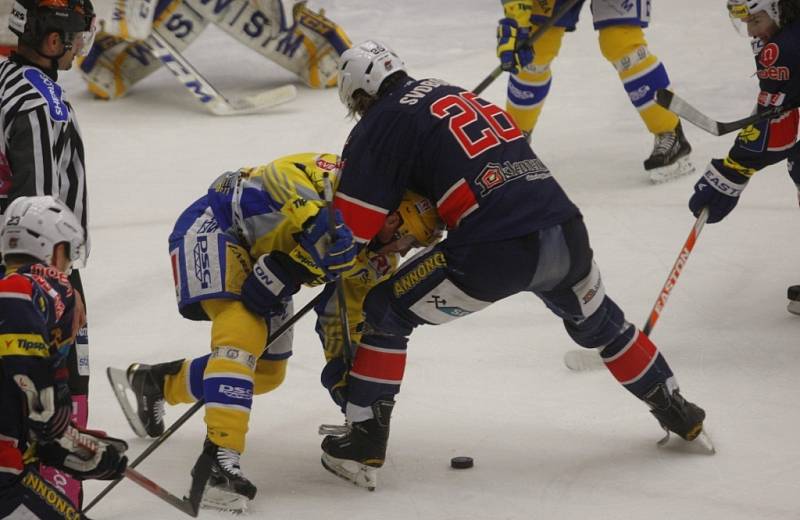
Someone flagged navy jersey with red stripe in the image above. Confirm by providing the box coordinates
[726,19,800,172]
[0,264,75,484]
[334,77,580,246]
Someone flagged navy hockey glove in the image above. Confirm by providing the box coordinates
[37,425,129,480]
[241,253,301,318]
[689,161,749,223]
[497,18,533,74]
[294,207,357,277]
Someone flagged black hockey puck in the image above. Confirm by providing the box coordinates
[450,456,474,469]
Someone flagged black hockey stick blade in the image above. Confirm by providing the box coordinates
[655,89,794,136]
[473,0,582,95]
[186,453,214,514]
[125,467,204,517]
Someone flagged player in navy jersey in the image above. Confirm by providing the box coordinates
[319,40,712,491]
[0,196,127,520]
[685,0,800,314]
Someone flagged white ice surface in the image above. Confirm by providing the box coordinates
[59,1,800,519]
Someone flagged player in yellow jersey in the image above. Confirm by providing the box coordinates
[497,0,694,182]
[106,153,443,512]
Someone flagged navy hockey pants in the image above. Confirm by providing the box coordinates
[0,466,84,519]
[342,215,676,421]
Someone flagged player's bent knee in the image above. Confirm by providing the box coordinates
[253,359,287,394]
[202,299,268,357]
[565,295,628,349]
[531,26,566,66]
[598,25,647,62]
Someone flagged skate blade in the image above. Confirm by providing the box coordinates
[199,484,250,513]
[648,156,696,184]
[656,427,716,455]
[787,300,800,316]
[107,366,148,438]
[320,453,377,491]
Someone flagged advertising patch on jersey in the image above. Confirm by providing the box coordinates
[759,43,780,68]
[737,121,767,153]
[757,43,790,81]
[185,233,224,298]
[473,158,551,197]
[23,69,69,122]
[76,342,90,376]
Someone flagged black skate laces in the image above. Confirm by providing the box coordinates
[652,131,678,158]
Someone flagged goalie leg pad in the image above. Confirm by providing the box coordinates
[80,0,208,99]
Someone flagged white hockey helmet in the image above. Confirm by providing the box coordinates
[727,0,781,32]
[337,39,405,111]
[1,195,86,269]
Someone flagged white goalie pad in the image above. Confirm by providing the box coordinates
[108,0,157,41]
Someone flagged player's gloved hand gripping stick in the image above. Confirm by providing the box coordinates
[474,0,582,95]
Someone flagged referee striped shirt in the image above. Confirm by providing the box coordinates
[0,54,88,239]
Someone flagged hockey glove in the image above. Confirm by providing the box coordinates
[14,374,72,443]
[294,207,357,278]
[497,18,533,74]
[689,161,749,224]
[241,253,301,319]
[36,424,129,480]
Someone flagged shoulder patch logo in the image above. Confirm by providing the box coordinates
[23,69,69,122]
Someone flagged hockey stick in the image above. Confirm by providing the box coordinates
[473,0,582,95]
[123,458,211,518]
[563,208,709,371]
[655,89,796,136]
[83,293,322,513]
[145,28,297,116]
[323,173,354,366]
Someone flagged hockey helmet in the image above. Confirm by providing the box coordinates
[9,0,96,55]
[1,195,86,270]
[337,39,405,111]
[727,0,781,33]
[382,191,444,253]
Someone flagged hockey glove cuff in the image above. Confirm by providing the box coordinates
[14,374,72,443]
[497,18,533,74]
[689,161,748,223]
[37,425,129,481]
[241,253,302,319]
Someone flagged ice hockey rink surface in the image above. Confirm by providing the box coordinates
[58,0,800,518]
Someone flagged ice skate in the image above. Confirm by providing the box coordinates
[787,285,800,315]
[644,122,695,183]
[320,400,394,491]
[644,383,715,453]
[198,438,257,513]
[107,360,183,438]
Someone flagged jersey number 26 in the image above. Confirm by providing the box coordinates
[430,91,523,159]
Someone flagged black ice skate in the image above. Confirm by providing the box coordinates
[320,399,394,491]
[787,285,800,315]
[198,438,257,513]
[107,360,183,438]
[644,121,695,183]
[644,383,714,453]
